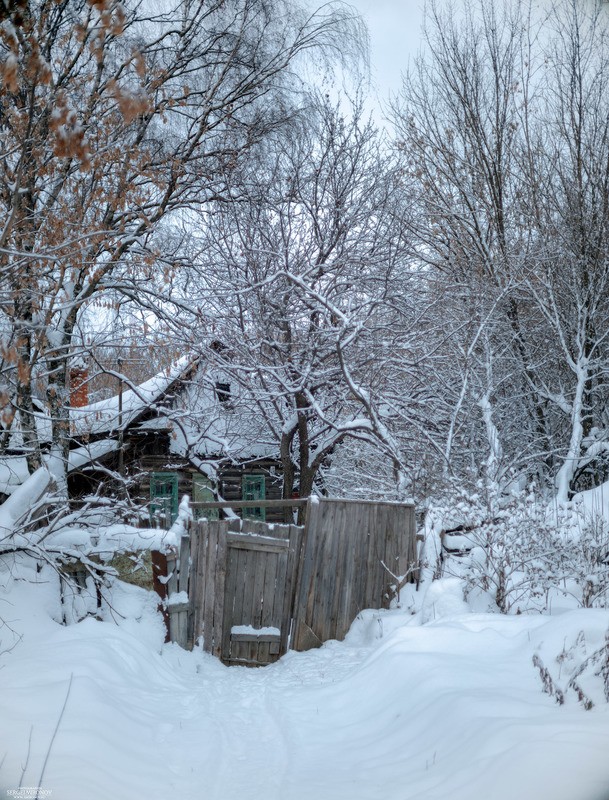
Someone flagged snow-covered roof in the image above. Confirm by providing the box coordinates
[0,440,120,496]
[0,356,279,496]
[72,358,279,461]
[70,357,195,437]
[0,359,195,450]
[164,378,279,461]
[68,439,120,471]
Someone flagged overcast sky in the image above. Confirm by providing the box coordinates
[339,0,427,126]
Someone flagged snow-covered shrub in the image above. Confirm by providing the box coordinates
[552,510,609,609]
[533,626,609,709]
[430,487,609,614]
[458,492,560,613]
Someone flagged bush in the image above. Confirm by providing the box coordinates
[433,488,609,613]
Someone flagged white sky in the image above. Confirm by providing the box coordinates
[346,0,427,122]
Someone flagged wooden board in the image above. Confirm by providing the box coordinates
[292,498,417,649]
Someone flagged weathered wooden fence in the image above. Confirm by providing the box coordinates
[291,498,418,650]
[164,497,417,666]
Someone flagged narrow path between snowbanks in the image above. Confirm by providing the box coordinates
[1,572,608,800]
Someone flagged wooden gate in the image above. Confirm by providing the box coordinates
[164,498,418,665]
[187,519,303,666]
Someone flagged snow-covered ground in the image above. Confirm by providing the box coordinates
[1,556,608,800]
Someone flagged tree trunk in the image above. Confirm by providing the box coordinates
[555,359,588,504]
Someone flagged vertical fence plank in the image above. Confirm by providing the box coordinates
[166,553,178,596]
[363,501,377,609]
[292,498,323,651]
[178,534,190,594]
[187,522,199,648]
[251,540,268,631]
[221,543,240,662]
[164,534,191,648]
[315,500,336,643]
[212,521,228,659]
[193,520,209,649]
[280,524,303,654]
[244,545,259,664]
[346,503,367,629]
[329,501,351,641]
[340,505,358,635]
[202,520,219,653]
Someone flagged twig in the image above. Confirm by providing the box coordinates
[567,678,594,711]
[0,616,23,658]
[36,673,73,799]
[381,560,418,603]
[19,724,33,788]
[532,654,565,705]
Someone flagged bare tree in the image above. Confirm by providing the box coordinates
[522,1,609,500]
[0,0,363,489]
[189,95,413,506]
[392,0,609,501]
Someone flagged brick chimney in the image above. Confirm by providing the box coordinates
[69,360,89,408]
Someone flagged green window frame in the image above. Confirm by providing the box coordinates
[192,474,219,520]
[150,472,179,524]
[242,474,265,521]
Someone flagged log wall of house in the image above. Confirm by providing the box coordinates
[218,460,284,523]
[69,427,286,522]
[125,433,284,521]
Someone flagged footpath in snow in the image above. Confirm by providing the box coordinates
[1,559,609,800]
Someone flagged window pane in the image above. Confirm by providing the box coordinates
[192,475,219,520]
[242,474,265,521]
[150,472,178,524]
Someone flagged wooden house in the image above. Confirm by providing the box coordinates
[66,358,286,522]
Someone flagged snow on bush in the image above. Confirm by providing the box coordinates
[422,483,609,615]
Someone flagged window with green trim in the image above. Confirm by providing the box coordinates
[150,472,178,524]
[192,474,219,520]
[242,474,265,520]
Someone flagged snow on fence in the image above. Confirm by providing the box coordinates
[162,497,418,666]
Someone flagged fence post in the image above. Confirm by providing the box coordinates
[151,549,170,642]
